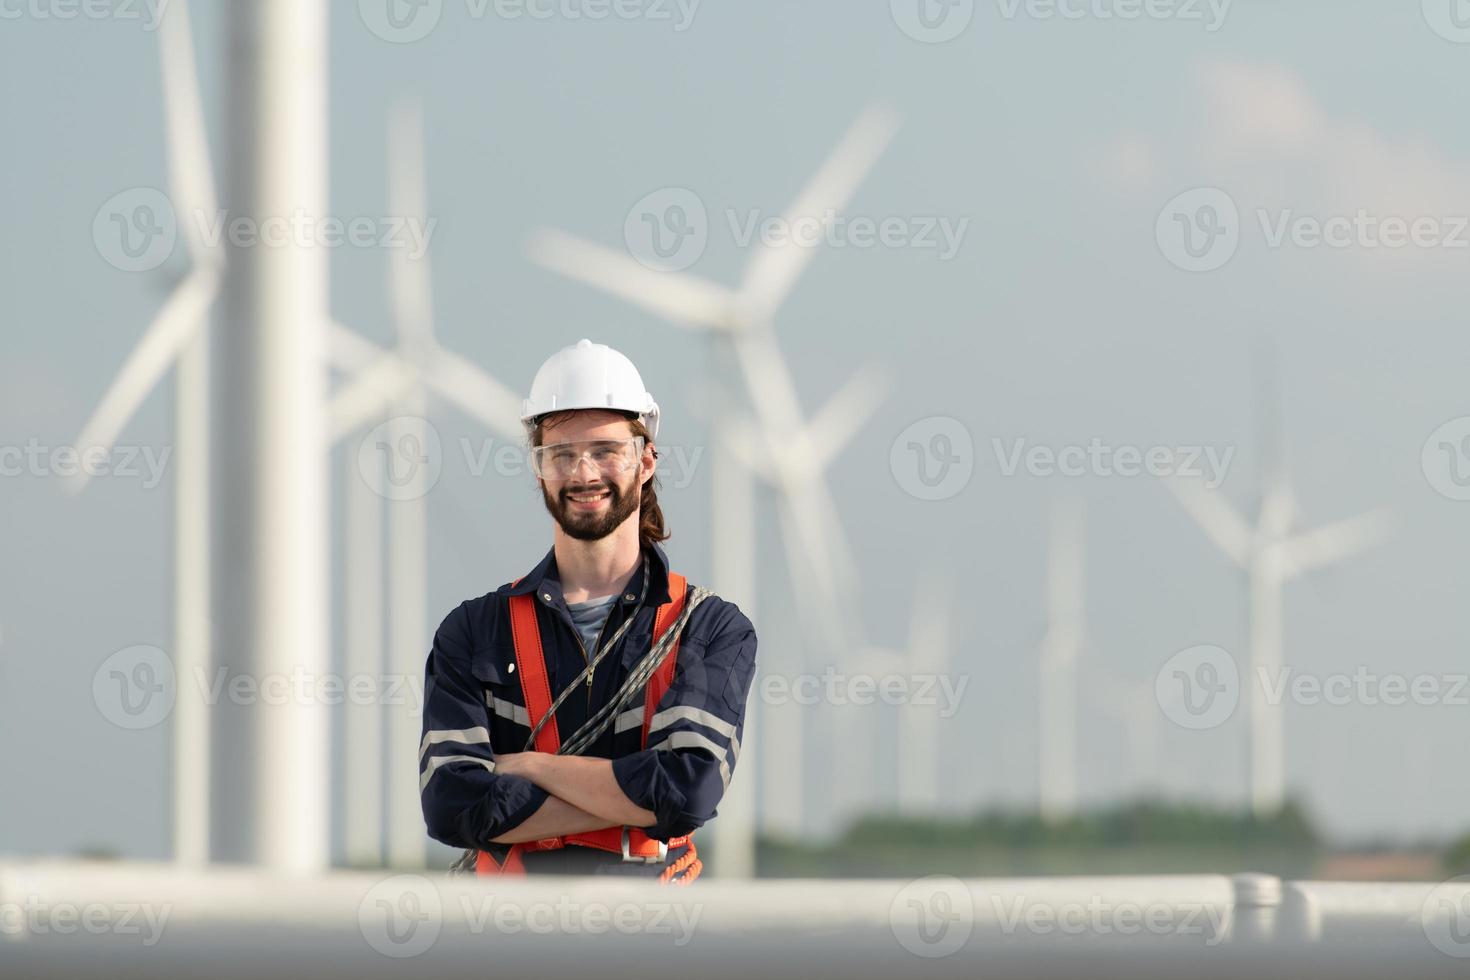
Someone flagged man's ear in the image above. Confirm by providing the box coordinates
[641,441,658,484]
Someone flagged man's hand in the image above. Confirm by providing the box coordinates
[495,752,657,829]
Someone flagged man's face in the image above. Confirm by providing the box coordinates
[537,411,654,542]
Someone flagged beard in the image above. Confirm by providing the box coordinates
[541,470,642,542]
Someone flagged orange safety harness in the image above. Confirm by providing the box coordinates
[474,572,701,884]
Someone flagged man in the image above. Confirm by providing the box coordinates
[420,339,757,881]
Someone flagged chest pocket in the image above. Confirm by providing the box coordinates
[471,650,531,738]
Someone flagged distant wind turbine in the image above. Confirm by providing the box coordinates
[330,100,524,869]
[1163,353,1394,818]
[67,0,218,866]
[1038,496,1085,826]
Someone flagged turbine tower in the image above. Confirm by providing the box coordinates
[1038,496,1085,826]
[1164,353,1394,818]
[209,0,331,869]
[67,0,218,866]
[526,103,898,859]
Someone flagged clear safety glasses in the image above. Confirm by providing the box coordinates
[530,436,647,480]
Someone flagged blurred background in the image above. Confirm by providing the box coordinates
[3,0,1470,883]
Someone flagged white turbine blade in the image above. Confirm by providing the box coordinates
[328,320,387,374]
[1282,506,1395,577]
[422,344,525,440]
[741,103,900,317]
[526,228,737,329]
[68,266,219,492]
[718,416,775,485]
[387,99,434,351]
[327,353,417,444]
[803,363,889,472]
[772,493,851,656]
[158,0,219,264]
[730,329,807,438]
[1161,476,1253,568]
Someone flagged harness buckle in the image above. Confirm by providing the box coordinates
[621,826,668,864]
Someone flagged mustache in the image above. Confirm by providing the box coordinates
[561,480,616,498]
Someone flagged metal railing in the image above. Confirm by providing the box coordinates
[2,860,1467,979]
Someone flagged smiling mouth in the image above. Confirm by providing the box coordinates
[566,489,610,506]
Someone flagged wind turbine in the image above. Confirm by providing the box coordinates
[1163,354,1394,818]
[1038,496,1085,826]
[329,100,525,869]
[891,571,955,817]
[67,0,218,866]
[526,104,899,858]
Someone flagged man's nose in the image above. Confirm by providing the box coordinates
[571,453,600,480]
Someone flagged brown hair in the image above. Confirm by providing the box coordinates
[532,411,670,547]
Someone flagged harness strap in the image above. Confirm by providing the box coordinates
[477,571,692,877]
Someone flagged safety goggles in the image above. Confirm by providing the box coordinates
[530,436,647,480]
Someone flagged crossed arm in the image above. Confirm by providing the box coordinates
[488,754,656,844]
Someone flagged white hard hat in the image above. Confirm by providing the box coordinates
[521,338,660,441]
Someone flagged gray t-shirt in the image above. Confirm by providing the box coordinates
[566,592,619,656]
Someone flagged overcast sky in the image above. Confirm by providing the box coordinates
[4,0,1470,860]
